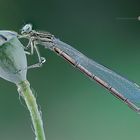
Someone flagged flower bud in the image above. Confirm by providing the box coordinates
[0,31,27,84]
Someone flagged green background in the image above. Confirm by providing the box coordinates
[0,0,140,140]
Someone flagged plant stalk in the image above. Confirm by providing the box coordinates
[17,80,46,140]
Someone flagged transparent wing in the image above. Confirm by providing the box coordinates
[42,37,140,110]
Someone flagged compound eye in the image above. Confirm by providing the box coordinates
[21,24,32,34]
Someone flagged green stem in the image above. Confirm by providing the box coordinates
[17,80,46,140]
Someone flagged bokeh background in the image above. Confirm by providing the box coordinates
[0,0,140,140]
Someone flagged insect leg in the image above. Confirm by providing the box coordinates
[23,39,34,55]
[27,40,46,70]
[34,42,46,65]
[16,39,46,73]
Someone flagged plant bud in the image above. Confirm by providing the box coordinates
[0,31,27,84]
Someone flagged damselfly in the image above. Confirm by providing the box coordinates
[19,24,140,113]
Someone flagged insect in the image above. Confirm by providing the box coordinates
[19,23,140,113]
